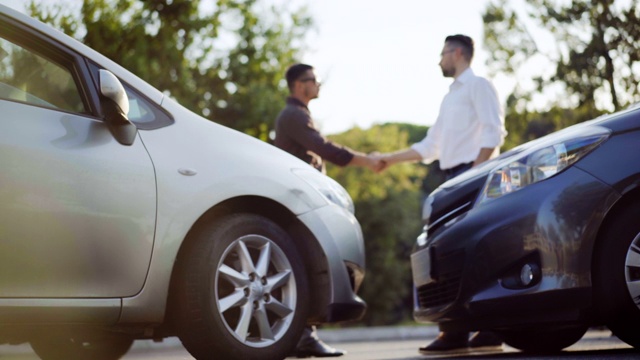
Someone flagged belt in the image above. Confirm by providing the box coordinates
[443,162,473,176]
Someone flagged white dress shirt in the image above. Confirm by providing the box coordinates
[411,68,507,170]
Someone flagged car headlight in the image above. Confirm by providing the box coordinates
[477,127,610,205]
[293,169,355,214]
[416,226,428,247]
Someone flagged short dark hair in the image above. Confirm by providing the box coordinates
[285,63,313,92]
[445,34,474,61]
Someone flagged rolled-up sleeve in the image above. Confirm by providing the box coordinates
[410,119,442,164]
[472,78,507,149]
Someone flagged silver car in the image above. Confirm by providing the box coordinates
[0,5,365,360]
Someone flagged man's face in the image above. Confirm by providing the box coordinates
[439,43,457,78]
[297,69,321,99]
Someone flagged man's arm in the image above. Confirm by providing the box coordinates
[285,110,383,170]
[373,148,423,172]
[472,78,507,158]
[285,110,355,166]
[382,148,423,165]
[473,147,495,167]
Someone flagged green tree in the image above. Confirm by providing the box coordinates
[27,0,311,140]
[483,0,640,146]
[326,124,431,325]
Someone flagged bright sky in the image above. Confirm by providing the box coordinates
[301,0,516,134]
[1,0,521,135]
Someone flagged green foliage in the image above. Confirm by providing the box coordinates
[502,93,606,150]
[326,124,434,325]
[482,0,537,76]
[27,0,311,140]
[483,0,638,148]
[377,122,430,144]
[484,0,640,112]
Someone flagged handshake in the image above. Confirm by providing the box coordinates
[351,149,420,173]
[361,152,392,173]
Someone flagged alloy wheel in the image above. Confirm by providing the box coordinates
[215,234,297,348]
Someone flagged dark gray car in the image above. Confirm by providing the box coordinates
[412,104,640,353]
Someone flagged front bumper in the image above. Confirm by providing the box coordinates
[298,204,367,323]
[412,166,618,331]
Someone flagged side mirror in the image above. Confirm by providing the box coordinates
[99,69,137,145]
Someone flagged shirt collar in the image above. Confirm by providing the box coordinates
[455,67,474,84]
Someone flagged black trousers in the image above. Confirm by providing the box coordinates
[443,162,473,181]
[439,161,473,339]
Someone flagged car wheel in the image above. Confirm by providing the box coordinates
[29,331,133,360]
[593,202,640,348]
[499,326,587,352]
[172,213,309,360]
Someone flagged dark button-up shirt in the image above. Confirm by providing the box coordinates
[274,97,354,172]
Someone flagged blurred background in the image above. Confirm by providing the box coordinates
[3,0,639,327]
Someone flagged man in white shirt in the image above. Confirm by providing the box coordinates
[379,34,506,179]
[378,34,507,353]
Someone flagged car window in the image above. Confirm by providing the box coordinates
[87,61,174,130]
[125,85,157,124]
[0,36,86,113]
[127,87,175,130]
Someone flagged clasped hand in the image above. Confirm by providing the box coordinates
[365,152,389,173]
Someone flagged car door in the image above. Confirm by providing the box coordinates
[0,16,156,298]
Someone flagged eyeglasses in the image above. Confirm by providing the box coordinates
[299,77,321,85]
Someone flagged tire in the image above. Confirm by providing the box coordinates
[593,202,640,348]
[499,326,587,353]
[30,331,133,360]
[172,214,309,360]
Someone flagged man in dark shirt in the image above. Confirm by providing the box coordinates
[275,63,381,174]
[275,64,379,358]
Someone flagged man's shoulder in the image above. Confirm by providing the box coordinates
[465,72,496,93]
[457,68,486,82]
[462,69,487,82]
[278,102,310,122]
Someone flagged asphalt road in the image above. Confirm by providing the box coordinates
[301,330,639,360]
[0,328,637,360]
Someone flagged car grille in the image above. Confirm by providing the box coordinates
[415,248,465,308]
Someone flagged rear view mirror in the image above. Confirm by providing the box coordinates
[99,69,136,145]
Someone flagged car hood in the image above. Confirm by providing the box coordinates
[426,105,640,225]
[137,96,331,218]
